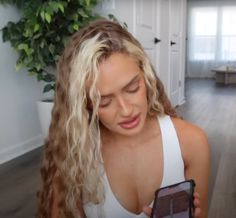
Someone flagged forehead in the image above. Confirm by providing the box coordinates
[96,52,141,95]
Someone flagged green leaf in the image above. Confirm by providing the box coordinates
[28,70,37,76]
[43,74,54,82]
[49,44,55,54]
[15,62,22,72]
[40,40,46,48]
[108,14,117,21]
[2,26,10,42]
[72,14,78,21]
[54,55,60,61]
[55,36,60,42]
[26,48,34,56]
[78,10,89,18]
[123,22,128,29]
[17,43,28,51]
[33,33,42,39]
[48,2,57,13]
[57,2,64,13]
[43,84,53,93]
[37,73,43,81]
[46,4,54,15]
[73,23,79,31]
[62,36,69,46]
[85,0,90,6]
[45,12,51,23]
[26,55,33,65]
[68,24,74,33]
[34,24,40,32]
[40,11,45,21]
[23,29,31,37]
[35,63,42,71]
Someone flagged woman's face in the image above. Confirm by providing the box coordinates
[96,52,148,137]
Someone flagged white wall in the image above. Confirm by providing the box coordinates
[95,0,135,34]
[0,5,43,164]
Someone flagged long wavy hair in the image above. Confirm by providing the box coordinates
[37,19,177,218]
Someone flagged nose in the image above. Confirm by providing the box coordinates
[117,96,133,116]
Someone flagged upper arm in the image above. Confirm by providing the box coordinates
[185,129,210,218]
[174,119,211,218]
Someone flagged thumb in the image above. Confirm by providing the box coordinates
[142,205,152,217]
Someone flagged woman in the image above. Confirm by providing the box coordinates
[37,19,210,218]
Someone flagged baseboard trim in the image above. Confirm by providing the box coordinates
[0,135,44,164]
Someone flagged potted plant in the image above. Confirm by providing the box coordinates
[0,0,102,136]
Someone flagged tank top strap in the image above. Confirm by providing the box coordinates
[158,115,185,187]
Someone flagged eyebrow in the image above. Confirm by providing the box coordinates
[100,74,140,98]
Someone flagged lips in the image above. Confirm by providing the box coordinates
[118,114,141,129]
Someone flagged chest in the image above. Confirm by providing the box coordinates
[102,140,163,214]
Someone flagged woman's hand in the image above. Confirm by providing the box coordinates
[193,192,201,217]
[142,192,202,218]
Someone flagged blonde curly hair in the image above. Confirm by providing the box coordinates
[37,19,177,218]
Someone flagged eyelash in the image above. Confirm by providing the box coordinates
[99,99,112,108]
[99,82,140,108]
[127,85,140,93]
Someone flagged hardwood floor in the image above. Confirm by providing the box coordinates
[0,78,235,218]
[0,147,43,218]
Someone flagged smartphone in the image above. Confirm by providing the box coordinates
[151,179,195,218]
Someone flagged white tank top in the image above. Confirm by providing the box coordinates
[83,115,185,218]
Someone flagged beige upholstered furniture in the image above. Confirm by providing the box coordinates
[212,66,236,84]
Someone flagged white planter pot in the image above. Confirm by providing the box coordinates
[37,100,54,138]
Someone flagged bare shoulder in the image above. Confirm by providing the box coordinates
[171,117,208,145]
[171,117,210,160]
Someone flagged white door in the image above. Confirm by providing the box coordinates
[169,0,182,106]
[158,0,171,95]
[135,0,186,107]
[135,0,160,75]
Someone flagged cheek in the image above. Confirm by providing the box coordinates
[98,109,116,125]
[139,83,148,104]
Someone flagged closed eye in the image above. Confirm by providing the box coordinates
[126,80,140,93]
[99,97,112,108]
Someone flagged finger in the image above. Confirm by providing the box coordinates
[194,196,200,208]
[194,207,201,218]
[193,192,200,199]
[142,206,152,216]
[193,192,201,217]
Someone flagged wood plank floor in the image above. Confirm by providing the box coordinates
[0,78,235,218]
[0,147,43,218]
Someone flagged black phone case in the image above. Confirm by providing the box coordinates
[151,179,195,218]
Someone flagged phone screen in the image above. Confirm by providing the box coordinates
[151,180,195,218]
